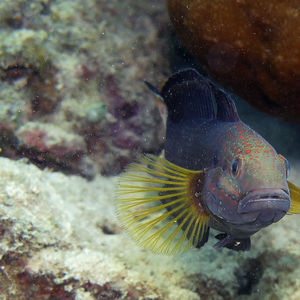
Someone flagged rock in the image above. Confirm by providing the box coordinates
[0,157,300,299]
[0,0,169,177]
[16,122,88,176]
[167,0,300,123]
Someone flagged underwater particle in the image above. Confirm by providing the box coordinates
[167,0,300,123]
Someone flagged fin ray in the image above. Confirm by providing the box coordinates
[214,88,240,122]
[132,162,187,181]
[160,69,215,123]
[115,154,210,255]
[140,155,194,178]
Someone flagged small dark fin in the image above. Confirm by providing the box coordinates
[160,69,215,122]
[115,154,210,255]
[144,80,162,99]
[288,181,300,214]
[213,88,240,122]
[214,233,251,251]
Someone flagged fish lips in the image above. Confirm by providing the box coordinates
[238,188,290,223]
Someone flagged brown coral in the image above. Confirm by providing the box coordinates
[167,0,300,123]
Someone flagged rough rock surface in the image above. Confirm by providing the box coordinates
[167,0,300,123]
[1,1,300,299]
[0,0,170,177]
[0,156,300,299]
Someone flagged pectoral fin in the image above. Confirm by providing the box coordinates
[115,154,210,255]
[288,181,300,214]
[214,233,251,251]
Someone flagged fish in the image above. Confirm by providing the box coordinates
[115,68,300,253]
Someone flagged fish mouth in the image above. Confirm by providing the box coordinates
[238,188,290,223]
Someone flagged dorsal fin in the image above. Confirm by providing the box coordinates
[145,68,241,123]
[213,88,240,122]
[160,69,215,122]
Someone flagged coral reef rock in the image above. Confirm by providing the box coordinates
[0,0,169,177]
[0,157,300,299]
[167,0,300,123]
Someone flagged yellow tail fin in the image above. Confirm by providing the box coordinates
[288,181,300,214]
[115,155,210,255]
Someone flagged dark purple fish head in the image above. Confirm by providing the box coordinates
[203,123,291,235]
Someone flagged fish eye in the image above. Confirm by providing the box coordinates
[231,158,240,177]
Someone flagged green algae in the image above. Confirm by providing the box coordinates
[0,29,49,69]
[87,103,107,123]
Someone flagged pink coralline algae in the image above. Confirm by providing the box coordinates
[16,126,88,176]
